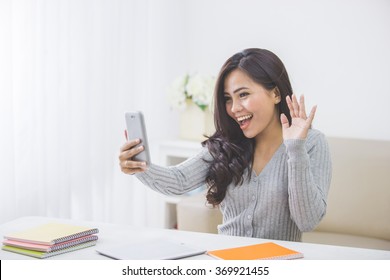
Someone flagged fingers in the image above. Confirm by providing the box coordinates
[291,94,300,117]
[299,95,307,119]
[286,95,296,118]
[119,138,148,175]
[122,168,146,175]
[119,144,145,161]
[307,105,317,125]
[120,158,147,175]
[119,138,141,153]
[124,129,128,141]
[120,159,146,169]
[286,94,308,119]
[119,148,146,166]
[286,95,300,118]
[280,113,290,129]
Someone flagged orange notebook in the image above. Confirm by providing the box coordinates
[207,242,303,260]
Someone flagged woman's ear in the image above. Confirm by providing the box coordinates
[273,87,281,104]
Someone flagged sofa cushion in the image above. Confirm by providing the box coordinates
[315,137,390,242]
[302,231,390,251]
[176,192,222,234]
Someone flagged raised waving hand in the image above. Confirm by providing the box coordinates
[280,94,317,140]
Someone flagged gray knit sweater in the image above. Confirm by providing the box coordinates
[136,129,332,242]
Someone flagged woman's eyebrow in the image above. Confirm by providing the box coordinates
[224,87,249,96]
[233,87,249,94]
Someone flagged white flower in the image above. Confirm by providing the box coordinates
[167,74,189,111]
[186,74,216,110]
[167,73,216,111]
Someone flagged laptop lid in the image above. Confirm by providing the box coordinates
[96,239,206,260]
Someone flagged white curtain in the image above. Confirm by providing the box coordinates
[0,0,159,225]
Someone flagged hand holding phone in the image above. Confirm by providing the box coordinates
[124,111,151,165]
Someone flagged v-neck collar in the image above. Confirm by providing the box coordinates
[251,142,284,178]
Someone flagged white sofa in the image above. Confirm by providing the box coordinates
[176,137,390,250]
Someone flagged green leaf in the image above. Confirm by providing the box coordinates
[196,104,208,111]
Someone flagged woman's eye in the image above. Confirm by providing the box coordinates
[239,92,249,98]
[224,95,232,103]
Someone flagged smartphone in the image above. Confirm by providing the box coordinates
[125,111,151,164]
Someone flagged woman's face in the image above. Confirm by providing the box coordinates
[223,69,281,139]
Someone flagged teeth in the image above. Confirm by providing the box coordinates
[237,114,253,122]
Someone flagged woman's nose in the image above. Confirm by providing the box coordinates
[231,99,242,113]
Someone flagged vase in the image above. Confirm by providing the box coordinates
[179,100,215,141]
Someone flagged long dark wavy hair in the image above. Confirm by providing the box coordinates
[202,48,293,206]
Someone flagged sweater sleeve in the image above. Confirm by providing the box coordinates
[135,147,212,195]
[284,130,332,232]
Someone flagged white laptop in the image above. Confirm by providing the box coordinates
[96,239,206,260]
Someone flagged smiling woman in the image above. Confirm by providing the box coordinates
[223,69,282,138]
[119,48,332,242]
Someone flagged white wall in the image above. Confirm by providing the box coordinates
[178,0,390,141]
[144,0,189,144]
[81,0,389,149]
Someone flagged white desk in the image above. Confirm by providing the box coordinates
[1,216,390,260]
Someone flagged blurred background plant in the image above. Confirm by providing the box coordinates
[168,73,216,111]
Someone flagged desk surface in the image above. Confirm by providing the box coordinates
[1,216,389,260]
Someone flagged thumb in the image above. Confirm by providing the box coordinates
[280,113,290,129]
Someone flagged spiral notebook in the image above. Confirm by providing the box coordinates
[3,234,98,252]
[3,222,99,245]
[2,240,98,259]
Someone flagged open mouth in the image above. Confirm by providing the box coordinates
[237,114,253,127]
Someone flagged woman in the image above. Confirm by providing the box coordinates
[119,48,332,242]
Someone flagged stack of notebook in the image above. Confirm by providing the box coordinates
[2,222,99,259]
